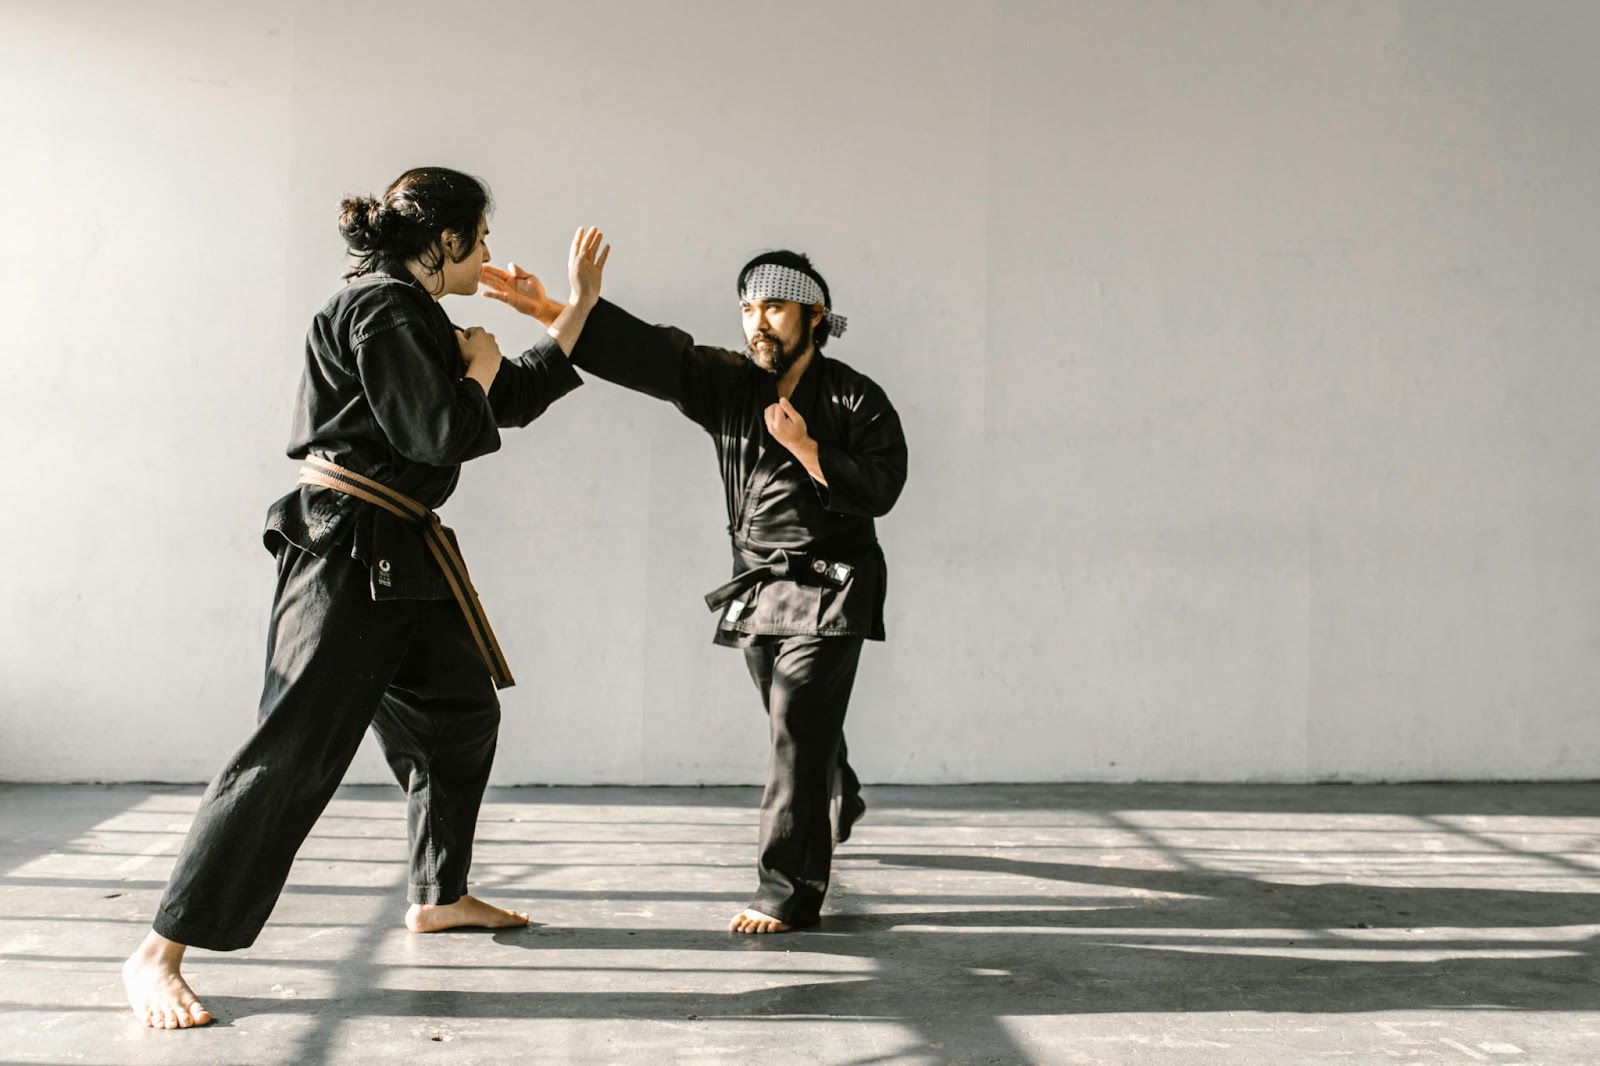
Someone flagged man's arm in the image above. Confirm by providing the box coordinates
[483,255,741,431]
[765,398,828,486]
[767,389,908,517]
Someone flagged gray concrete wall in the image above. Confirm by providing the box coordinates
[2,1,1596,784]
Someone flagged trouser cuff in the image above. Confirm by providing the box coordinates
[408,882,466,906]
[152,904,259,953]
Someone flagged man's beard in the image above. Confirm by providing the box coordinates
[744,314,813,376]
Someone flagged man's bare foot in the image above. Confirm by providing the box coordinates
[404,894,529,933]
[122,931,212,1029]
[728,908,792,934]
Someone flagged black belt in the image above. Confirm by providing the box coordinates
[297,454,515,690]
[704,549,857,618]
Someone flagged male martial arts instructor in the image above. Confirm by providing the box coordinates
[482,249,908,933]
[122,167,609,1027]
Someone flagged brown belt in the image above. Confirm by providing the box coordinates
[297,454,514,690]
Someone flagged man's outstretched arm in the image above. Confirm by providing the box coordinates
[483,252,740,430]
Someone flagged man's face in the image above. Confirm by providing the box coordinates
[741,298,820,375]
[441,218,491,296]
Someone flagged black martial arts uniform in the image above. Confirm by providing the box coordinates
[152,259,581,952]
[571,299,907,925]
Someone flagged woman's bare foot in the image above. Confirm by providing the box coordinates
[404,894,529,933]
[728,908,792,934]
[122,931,212,1029]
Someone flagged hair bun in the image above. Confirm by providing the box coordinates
[337,194,386,253]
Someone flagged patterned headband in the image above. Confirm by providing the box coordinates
[740,263,849,338]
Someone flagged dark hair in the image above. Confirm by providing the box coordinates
[737,249,834,348]
[337,167,493,286]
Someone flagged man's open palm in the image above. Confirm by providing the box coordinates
[481,263,557,323]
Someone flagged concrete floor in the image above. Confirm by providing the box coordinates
[0,783,1596,1065]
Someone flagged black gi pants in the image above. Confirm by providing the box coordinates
[152,541,500,952]
[743,634,864,926]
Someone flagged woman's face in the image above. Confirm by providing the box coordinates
[440,218,490,297]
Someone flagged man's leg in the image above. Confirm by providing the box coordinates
[746,646,865,846]
[369,599,527,933]
[124,544,412,1028]
[832,734,866,845]
[732,635,864,933]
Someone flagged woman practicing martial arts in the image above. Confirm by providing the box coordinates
[122,166,609,1028]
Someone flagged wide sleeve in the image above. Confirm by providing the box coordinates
[569,298,744,430]
[815,383,909,518]
[487,331,585,428]
[353,311,501,466]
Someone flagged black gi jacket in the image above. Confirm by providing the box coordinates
[265,259,583,598]
[571,298,908,644]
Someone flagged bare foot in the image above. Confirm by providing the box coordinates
[728,908,792,934]
[122,932,212,1029]
[405,894,529,933]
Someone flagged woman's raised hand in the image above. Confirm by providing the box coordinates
[569,227,610,311]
